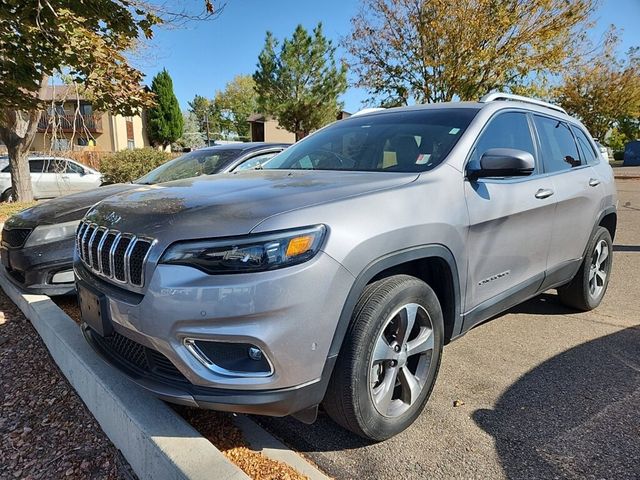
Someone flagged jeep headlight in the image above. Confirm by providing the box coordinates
[24,220,81,247]
[159,225,326,274]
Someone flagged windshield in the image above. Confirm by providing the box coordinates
[135,149,241,184]
[264,108,478,172]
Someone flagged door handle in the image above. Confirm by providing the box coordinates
[589,178,600,187]
[535,188,554,199]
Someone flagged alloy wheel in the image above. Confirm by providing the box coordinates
[369,303,434,418]
[589,239,609,299]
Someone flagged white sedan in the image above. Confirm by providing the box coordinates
[0,156,102,201]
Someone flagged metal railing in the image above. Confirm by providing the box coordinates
[38,113,103,133]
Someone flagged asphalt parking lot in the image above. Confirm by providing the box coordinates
[256,178,640,480]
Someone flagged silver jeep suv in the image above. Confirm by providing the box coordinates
[75,93,617,441]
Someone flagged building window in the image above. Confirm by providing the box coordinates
[127,139,135,150]
[80,103,93,116]
[51,138,70,151]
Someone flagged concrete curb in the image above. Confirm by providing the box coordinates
[0,271,248,480]
[234,415,331,480]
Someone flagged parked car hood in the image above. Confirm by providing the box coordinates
[85,170,418,239]
[6,183,138,228]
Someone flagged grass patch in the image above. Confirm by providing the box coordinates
[0,201,38,223]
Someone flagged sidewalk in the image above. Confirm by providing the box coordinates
[613,166,640,179]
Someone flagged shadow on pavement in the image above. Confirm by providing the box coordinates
[613,244,640,252]
[473,325,640,479]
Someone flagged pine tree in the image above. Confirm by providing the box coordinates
[147,69,184,148]
[254,23,347,140]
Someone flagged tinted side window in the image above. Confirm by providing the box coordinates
[571,126,599,165]
[47,159,67,173]
[234,152,278,171]
[29,159,47,173]
[470,112,536,167]
[65,161,85,174]
[533,116,581,172]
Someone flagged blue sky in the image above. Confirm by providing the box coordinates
[141,0,640,113]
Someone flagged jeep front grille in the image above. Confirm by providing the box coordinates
[76,221,153,287]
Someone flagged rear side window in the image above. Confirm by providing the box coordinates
[29,159,47,173]
[533,116,581,172]
[469,112,536,167]
[571,126,599,165]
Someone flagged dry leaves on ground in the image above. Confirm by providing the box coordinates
[176,407,308,480]
[0,291,135,479]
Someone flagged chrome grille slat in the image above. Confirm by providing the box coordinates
[87,227,99,267]
[81,224,95,262]
[90,228,106,270]
[96,229,109,272]
[123,237,137,284]
[75,223,87,255]
[76,220,153,287]
[109,233,122,279]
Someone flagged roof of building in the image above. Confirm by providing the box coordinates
[41,85,86,102]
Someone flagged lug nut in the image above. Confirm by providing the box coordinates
[394,345,401,352]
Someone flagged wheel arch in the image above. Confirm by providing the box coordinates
[598,209,617,241]
[327,245,462,361]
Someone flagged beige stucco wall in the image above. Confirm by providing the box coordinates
[30,109,149,153]
[264,119,296,143]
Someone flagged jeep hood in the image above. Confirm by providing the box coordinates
[5,183,138,229]
[86,170,418,239]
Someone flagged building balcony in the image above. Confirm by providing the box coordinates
[37,113,103,134]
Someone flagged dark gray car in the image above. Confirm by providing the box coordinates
[75,94,617,440]
[1,143,288,295]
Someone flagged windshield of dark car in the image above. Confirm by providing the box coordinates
[264,108,478,172]
[135,149,241,184]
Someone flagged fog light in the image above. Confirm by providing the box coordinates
[51,270,74,284]
[184,338,273,377]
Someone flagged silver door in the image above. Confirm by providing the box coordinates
[464,111,555,311]
[533,117,604,270]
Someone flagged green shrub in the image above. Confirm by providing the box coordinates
[99,148,171,184]
[613,150,624,161]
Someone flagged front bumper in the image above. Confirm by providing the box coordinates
[75,252,354,412]
[83,324,333,416]
[1,238,76,296]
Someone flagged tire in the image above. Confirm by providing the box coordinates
[323,275,444,441]
[557,226,613,311]
[1,188,14,203]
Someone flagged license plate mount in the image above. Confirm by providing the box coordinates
[78,283,113,337]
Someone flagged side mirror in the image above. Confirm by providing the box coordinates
[467,148,535,180]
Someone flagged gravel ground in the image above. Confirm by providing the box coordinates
[0,290,135,480]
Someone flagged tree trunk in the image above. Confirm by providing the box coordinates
[5,144,31,201]
[0,76,48,202]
